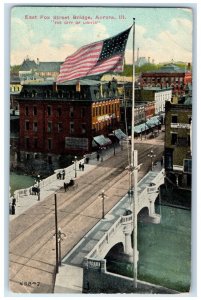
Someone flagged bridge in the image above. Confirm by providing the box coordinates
[54,168,174,294]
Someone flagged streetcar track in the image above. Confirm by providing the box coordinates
[9,143,164,293]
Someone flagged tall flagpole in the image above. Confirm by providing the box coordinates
[131,17,138,289]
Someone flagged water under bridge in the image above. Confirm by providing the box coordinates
[54,168,177,294]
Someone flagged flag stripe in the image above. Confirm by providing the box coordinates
[57,27,131,82]
[59,58,122,80]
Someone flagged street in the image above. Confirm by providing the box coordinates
[9,139,164,294]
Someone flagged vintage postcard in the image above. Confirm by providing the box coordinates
[9,4,193,295]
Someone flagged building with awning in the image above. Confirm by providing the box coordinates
[93,135,112,148]
[146,116,161,128]
[113,129,127,140]
[134,123,149,134]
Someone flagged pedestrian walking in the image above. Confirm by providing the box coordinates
[64,182,67,192]
[82,163,84,171]
[160,156,163,166]
[11,204,15,215]
[62,169,65,180]
[86,157,89,164]
[97,153,100,161]
[79,162,82,170]
[12,197,16,206]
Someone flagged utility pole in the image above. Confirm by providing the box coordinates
[54,193,59,274]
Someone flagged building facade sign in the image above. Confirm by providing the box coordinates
[65,137,89,150]
[171,123,190,129]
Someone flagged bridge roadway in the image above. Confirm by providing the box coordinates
[9,142,164,294]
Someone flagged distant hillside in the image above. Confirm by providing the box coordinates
[122,62,191,76]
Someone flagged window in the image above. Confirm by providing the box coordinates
[33,122,38,132]
[25,121,29,131]
[57,107,62,116]
[183,159,192,174]
[34,138,38,148]
[81,108,85,118]
[93,107,96,117]
[177,137,188,147]
[70,106,74,118]
[58,123,62,132]
[25,106,29,116]
[33,106,37,116]
[70,122,74,133]
[48,139,52,150]
[171,115,178,123]
[48,122,52,132]
[47,106,52,116]
[187,134,191,147]
[171,133,177,145]
[81,123,86,134]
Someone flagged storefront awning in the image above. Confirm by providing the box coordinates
[134,123,149,134]
[93,135,112,147]
[113,129,127,140]
[146,116,161,127]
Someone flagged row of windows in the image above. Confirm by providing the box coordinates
[143,77,184,82]
[171,133,191,146]
[24,106,86,118]
[171,115,192,124]
[10,86,21,92]
[24,121,87,134]
[24,138,52,150]
[92,103,119,117]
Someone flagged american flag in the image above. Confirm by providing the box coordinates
[57,27,131,83]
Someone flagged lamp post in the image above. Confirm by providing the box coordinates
[99,190,107,219]
[58,228,66,266]
[73,156,77,178]
[148,150,156,171]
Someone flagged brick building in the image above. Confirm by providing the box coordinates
[164,98,192,189]
[140,64,192,96]
[16,79,120,171]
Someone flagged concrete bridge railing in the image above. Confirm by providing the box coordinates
[84,169,165,268]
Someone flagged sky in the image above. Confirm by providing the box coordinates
[10,5,193,66]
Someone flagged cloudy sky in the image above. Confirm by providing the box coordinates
[10,6,193,66]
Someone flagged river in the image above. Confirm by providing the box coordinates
[10,172,35,195]
[107,204,191,293]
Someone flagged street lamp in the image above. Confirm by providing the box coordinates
[99,190,107,219]
[73,156,77,178]
[58,228,66,266]
[148,150,156,171]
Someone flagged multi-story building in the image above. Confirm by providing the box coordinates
[164,99,192,189]
[15,79,120,170]
[19,57,63,81]
[140,64,192,95]
[10,75,22,110]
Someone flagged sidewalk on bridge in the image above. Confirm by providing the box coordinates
[9,144,124,221]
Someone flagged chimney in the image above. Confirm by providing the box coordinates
[37,58,40,65]
[76,81,81,92]
[53,82,57,92]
